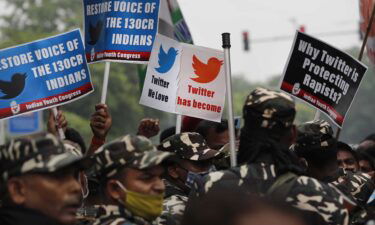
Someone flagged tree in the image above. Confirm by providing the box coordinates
[0,0,173,143]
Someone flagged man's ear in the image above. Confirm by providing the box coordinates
[168,165,179,179]
[289,125,297,146]
[299,157,308,170]
[106,179,125,202]
[7,177,27,205]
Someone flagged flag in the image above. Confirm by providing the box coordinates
[360,0,375,65]
[138,0,193,91]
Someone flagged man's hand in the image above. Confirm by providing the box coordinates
[47,108,67,136]
[90,104,112,140]
[137,118,160,138]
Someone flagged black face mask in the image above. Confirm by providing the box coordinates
[178,165,216,189]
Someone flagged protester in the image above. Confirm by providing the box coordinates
[195,119,241,170]
[47,108,68,136]
[292,119,339,182]
[358,134,375,152]
[87,104,113,155]
[337,141,359,172]
[181,116,202,132]
[357,135,375,167]
[137,118,160,139]
[195,119,230,150]
[357,151,375,181]
[0,133,92,225]
[47,109,87,155]
[190,87,349,225]
[292,120,375,224]
[156,132,220,225]
[88,134,173,225]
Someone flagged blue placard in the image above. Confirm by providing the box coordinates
[83,0,160,63]
[0,29,94,120]
[8,111,42,135]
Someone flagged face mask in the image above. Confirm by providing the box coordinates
[116,181,164,221]
[184,166,216,188]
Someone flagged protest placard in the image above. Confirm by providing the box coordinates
[140,34,226,122]
[360,0,375,65]
[139,34,181,113]
[0,29,93,120]
[280,31,368,127]
[83,0,160,63]
[175,43,226,122]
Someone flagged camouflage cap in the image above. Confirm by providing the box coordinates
[243,87,296,129]
[63,140,83,157]
[92,134,173,179]
[0,133,90,182]
[292,119,336,153]
[158,132,220,161]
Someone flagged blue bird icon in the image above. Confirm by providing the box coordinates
[155,45,178,74]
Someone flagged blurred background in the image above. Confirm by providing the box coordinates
[0,0,373,144]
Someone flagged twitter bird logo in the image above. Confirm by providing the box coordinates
[191,55,223,83]
[0,73,27,99]
[155,45,178,74]
[88,20,103,45]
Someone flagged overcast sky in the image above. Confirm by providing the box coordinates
[0,0,362,82]
[178,0,362,82]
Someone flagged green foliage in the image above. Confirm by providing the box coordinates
[0,0,173,143]
[0,0,373,145]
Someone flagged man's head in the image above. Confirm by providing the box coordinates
[242,87,296,143]
[357,133,375,159]
[0,133,90,225]
[337,141,359,172]
[292,120,338,182]
[357,151,375,181]
[196,120,241,170]
[195,120,230,150]
[238,87,297,164]
[92,134,173,221]
[158,132,220,192]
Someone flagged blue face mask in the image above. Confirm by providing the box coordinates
[184,166,216,188]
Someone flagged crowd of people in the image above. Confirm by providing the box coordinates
[0,87,375,225]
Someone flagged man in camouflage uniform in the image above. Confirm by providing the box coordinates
[189,87,350,225]
[156,132,220,225]
[0,133,91,225]
[292,120,375,224]
[291,119,340,182]
[89,134,173,225]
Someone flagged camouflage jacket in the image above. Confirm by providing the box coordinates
[76,205,99,225]
[89,205,151,225]
[331,171,374,206]
[193,163,349,225]
[156,180,188,225]
[331,171,375,225]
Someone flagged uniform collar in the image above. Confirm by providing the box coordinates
[95,204,151,225]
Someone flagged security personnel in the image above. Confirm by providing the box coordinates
[89,134,173,225]
[0,133,91,225]
[293,119,375,224]
[156,132,220,225]
[190,88,350,225]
